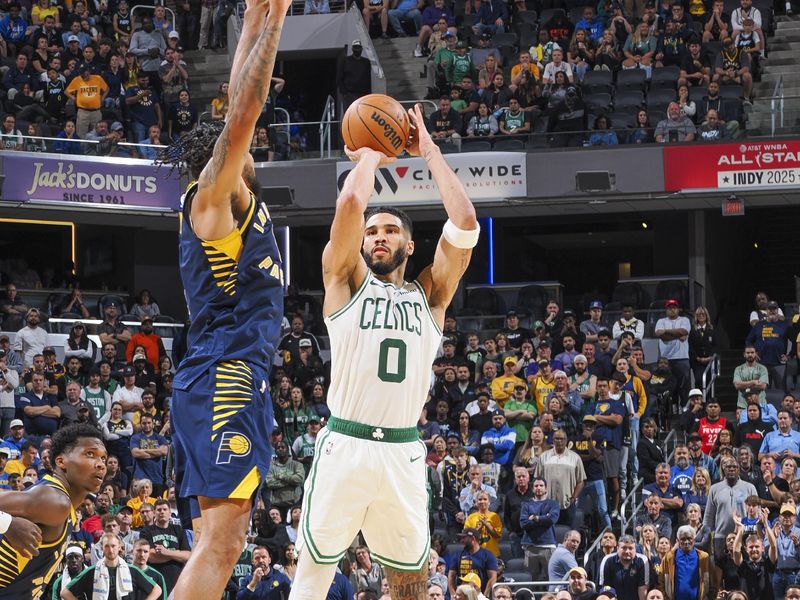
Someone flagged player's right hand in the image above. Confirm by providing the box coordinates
[344,145,395,167]
[4,516,41,559]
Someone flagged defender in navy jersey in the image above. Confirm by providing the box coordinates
[0,424,107,599]
[156,0,291,596]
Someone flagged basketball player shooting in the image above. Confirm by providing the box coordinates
[156,0,290,597]
[289,104,479,600]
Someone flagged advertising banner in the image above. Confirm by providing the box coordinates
[335,151,527,204]
[1,152,182,211]
[664,140,800,191]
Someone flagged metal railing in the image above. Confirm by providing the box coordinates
[701,354,721,402]
[319,95,336,159]
[1,133,167,152]
[492,580,597,596]
[619,477,644,535]
[771,74,784,136]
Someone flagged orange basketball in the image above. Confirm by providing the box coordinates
[342,94,410,157]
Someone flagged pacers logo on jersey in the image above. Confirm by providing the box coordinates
[216,432,252,464]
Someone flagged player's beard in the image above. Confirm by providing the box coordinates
[362,245,406,276]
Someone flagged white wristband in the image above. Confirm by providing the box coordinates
[442,219,480,249]
[0,511,13,534]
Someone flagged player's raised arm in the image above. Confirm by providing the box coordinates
[410,104,479,318]
[321,147,395,315]
[228,0,268,107]
[193,0,290,236]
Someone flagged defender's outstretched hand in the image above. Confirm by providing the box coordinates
[344,145,396,167]
[406,103,436,158]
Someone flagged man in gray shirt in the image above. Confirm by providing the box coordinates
[703,457,757,561]
[654,102,696,143]
[547,529,581,590]
[130,17,166,92]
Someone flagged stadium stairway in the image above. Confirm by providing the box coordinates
[373,37,430,102]
[745,14,800,135]
[184,49,233,120]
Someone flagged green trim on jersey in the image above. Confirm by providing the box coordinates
[327,272,371,322]
[327,416,418,443]
[300,430,345,564]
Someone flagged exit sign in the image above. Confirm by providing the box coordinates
[722,195,745,216]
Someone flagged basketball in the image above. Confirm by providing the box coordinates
[342,94,410,157]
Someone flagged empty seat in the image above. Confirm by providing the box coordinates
[689,86,708,103]
[719,84,744,99]
[582,69,614,94]
[585,92,612,114]
[650,66,680,88]
[517,284,550,320]
[466,287,506,315]
[647,87,677,106]
[616,68,647,90]
[612,282,651,309]
[437,141,460,153]
[505,557,526,572]
[539,8,566,23]
[461,139,492,152]
[505,571,533,583]
[493,137,525,151]
[498,541,513,559]
[517,10,538,25]
[492,31,519,48]
[647,109,666,125]
[615,90,644,110]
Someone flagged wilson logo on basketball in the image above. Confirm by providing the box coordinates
[369,112,404,151]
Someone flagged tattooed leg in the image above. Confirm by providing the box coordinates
[386,565,429,600]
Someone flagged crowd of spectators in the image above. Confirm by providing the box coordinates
[357,0,776,147]
[0,0,207,156]
[4,275,800,600]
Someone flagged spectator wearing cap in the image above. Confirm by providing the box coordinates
[747,301,791,390]
[291,415,320,472]
[0,351,18,436]
[448,528,497,597]
[535,428,585,525]
[456,572,489,600]
[580,301,606,346]
[338,39,372,113]
[590,375,627,519]
[278,314,321,363]
[655,299,692,406]
[98,298,132,359]
[500,310,532,350]
[566,566,594,600]
[2,418,26,459]
[734,346,771,414]
[491,358,526,409]
[126,315,166,372]
[574,414,612,530]
[480,409,516,466]
[599,534,649,599]
[112,365,144,422]
[764,502,800,597]
[159,46,189,106]
[65,62,109,138]
[287,339,325,390]
[13,308,47,369]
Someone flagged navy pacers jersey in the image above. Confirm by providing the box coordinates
[175,181,284,385]
[0,475,76,599]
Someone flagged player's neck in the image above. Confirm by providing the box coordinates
[372,268,406,288]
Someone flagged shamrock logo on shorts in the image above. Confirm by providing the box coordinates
[372,428,384,440]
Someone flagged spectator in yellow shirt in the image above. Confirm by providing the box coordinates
[491,357,526,409]
[463,491,503,556]
[509,50,541,92]
[65,65,109,137]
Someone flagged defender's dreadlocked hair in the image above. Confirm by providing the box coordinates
[156,120,226,180]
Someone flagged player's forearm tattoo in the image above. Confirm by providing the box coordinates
[386,568,428,600]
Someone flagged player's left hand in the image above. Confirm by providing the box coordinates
[406,104,435,158]
[4,516,41,559]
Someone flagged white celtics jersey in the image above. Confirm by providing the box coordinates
[324,271,442,429]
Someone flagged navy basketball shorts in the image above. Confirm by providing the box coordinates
[172,359,273,501]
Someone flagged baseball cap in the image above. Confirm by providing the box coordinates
[0,447,10,457]
[117,505,134,514]
[25,308,40,318]
[744,387,759,396]
[308,416,320,424]
[514,383,527,390]
[351,39,362,46]
[122,365,135,376]
[567,566,588,578]
[562,309,575,318]
[665,298,680,308]
[459,527,480,539]
[781,503,797,515]
[689,388,703,398]
[68,34,79,42]
[538,339,551,348]
[65,545,83,557]
[42,346,55,355]
[480,32,492,39]
[168,30,179,38]
[503,356,516,366]
[299,339,313,348]
[9,419,23,429]
[104,299,119,308]
[110,121,124,132]
[589,300,603,309]
[491,409,505,417]
[533,320,545,330]
[767,300,780,309]
[133,353,147,363]
[583,414,598,424]
[455,40,467,48]
[22,476,35,487]
[459,572,481,587]
[597,586,618,599]
[443,31,455,38]
[506,309,518,317]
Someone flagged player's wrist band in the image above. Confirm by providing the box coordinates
[0,512,13,534]
[443,219,480,249]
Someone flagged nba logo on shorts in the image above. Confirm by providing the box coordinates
[216,432,252,464]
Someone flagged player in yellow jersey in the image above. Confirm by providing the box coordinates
[0,423,107,599]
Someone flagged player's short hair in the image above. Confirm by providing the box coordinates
[52,423,103,459]
[364,205,413,237]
